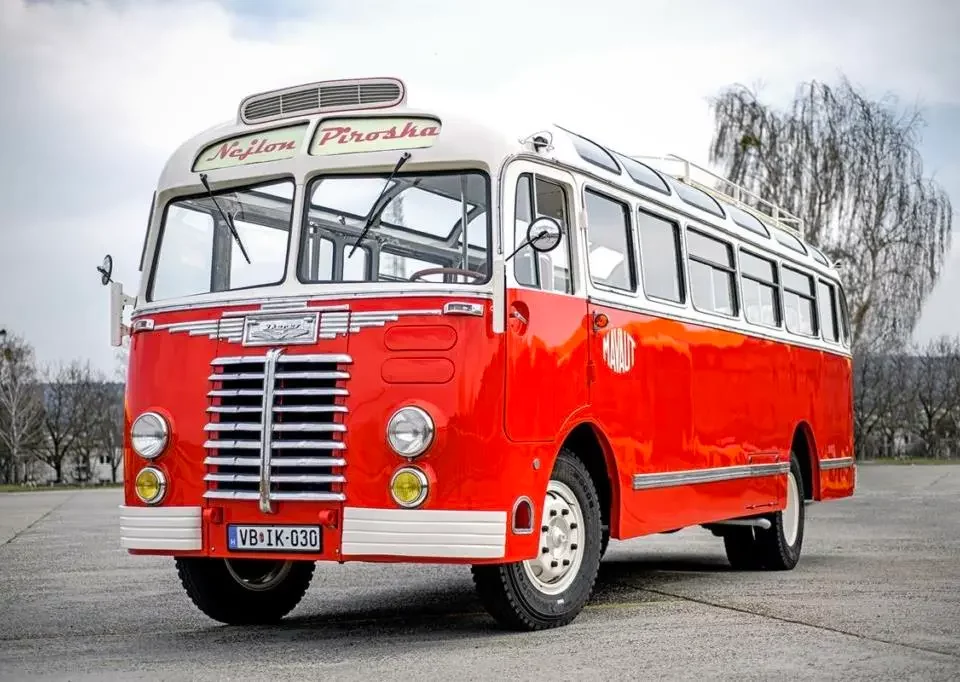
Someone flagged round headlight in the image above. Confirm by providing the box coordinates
[386,406,434,458]
[390,467,428,508]
[134,467,167,505]
[131,412,168,459]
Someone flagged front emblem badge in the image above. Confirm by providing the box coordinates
[242,313,319,346]
[602,327,636,374]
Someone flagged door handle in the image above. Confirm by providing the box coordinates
[511,309,528,325]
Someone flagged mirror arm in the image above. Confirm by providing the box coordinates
[504,230,547,263]
[110,281,136,347]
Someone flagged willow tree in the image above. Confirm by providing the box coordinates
[707,77,952,349]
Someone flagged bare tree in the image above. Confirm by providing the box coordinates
[72,378,124,484]
[35,361,99,483]
[707,76,953,348]
[909,336,960,459]
[0,332,44,484]
[852,335,914,459]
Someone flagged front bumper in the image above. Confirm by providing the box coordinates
[119,504,508,560]
[120,505,203,551]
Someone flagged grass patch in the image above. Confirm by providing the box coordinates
[0,483,123,493]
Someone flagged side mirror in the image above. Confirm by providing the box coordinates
[526,217,563,253]
[98,254,136,347]
[506,216,564,262]
[97,254,113,286]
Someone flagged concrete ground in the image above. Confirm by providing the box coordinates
[0,465,958,681]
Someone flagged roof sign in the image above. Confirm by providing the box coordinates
[310,117,440,156]
[193,123,308,172]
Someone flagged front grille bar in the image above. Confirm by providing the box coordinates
[258,348,282,513]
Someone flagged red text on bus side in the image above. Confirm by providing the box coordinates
[205,137,298,163]
[314,121,440,148]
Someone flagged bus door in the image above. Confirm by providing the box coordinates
[580,186,698,535]
[502,161,589,442]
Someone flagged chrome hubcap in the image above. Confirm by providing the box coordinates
[224,558,292,592]
[521,480,584,595]
[783,471,800,546]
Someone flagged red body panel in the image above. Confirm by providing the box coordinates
[123,291,855,565]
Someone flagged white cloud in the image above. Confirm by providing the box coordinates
[1,0,958,371]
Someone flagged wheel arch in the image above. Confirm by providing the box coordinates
[791,420,819,501]
[553,420,621,540]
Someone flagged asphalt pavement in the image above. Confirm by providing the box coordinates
[1,464,958,681]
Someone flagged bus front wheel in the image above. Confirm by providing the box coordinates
[175,557,315,625]
[471,448,603,631]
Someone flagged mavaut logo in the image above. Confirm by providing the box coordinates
[602,327,636,374]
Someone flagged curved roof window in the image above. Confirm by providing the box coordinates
[614,154,671,195]
[669,179,725,218]
[560,128,621,174]
[726,204,770,237]
[773,228,807,254]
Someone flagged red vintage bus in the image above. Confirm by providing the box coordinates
[104,76,856,631]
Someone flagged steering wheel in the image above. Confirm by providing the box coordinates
[408,267,485,283]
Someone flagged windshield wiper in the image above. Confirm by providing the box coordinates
[348,151,412,257]
[199,173,251,264]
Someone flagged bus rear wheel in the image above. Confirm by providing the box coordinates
[723,452,805,571]
[175,557,315,625]
[471,448,602,631]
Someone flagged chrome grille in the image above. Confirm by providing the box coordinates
[240,79,404,124]
[203,352,351,511]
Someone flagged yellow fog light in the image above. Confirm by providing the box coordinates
[135,467,167,505]
[390,467,428,508]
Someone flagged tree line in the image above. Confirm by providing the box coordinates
[0,331,125,485]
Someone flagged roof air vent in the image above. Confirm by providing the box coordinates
[238,77,406,125]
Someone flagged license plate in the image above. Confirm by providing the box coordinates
[227,525,321,552]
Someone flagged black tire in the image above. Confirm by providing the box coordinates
[471,448,602,631]
[722,527,765,570]
[176,557,315,625]
[754,452,805,570]
[721,452,805,571]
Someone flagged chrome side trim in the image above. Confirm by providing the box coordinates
[118,505,202,551]
[341,507,508,559]
[149,303,446,343]
[819,456,855,471]
[132,290,493,318]
[632,461,790,490]
[258,348,282,513]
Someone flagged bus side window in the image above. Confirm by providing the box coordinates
[782,265,819,337]
[583,188,636,293]
[513,173,572,293]
[739,249,781,328]
[838,284,852,346]
[685,227,738,316]
[637,209,684,303]
[817,279,840,342]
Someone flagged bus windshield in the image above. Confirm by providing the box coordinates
[298,171,491,286]
[149,179,295,302]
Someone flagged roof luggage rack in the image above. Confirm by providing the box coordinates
[630,153,805,239]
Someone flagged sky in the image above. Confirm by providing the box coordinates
[1,0,958,375]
